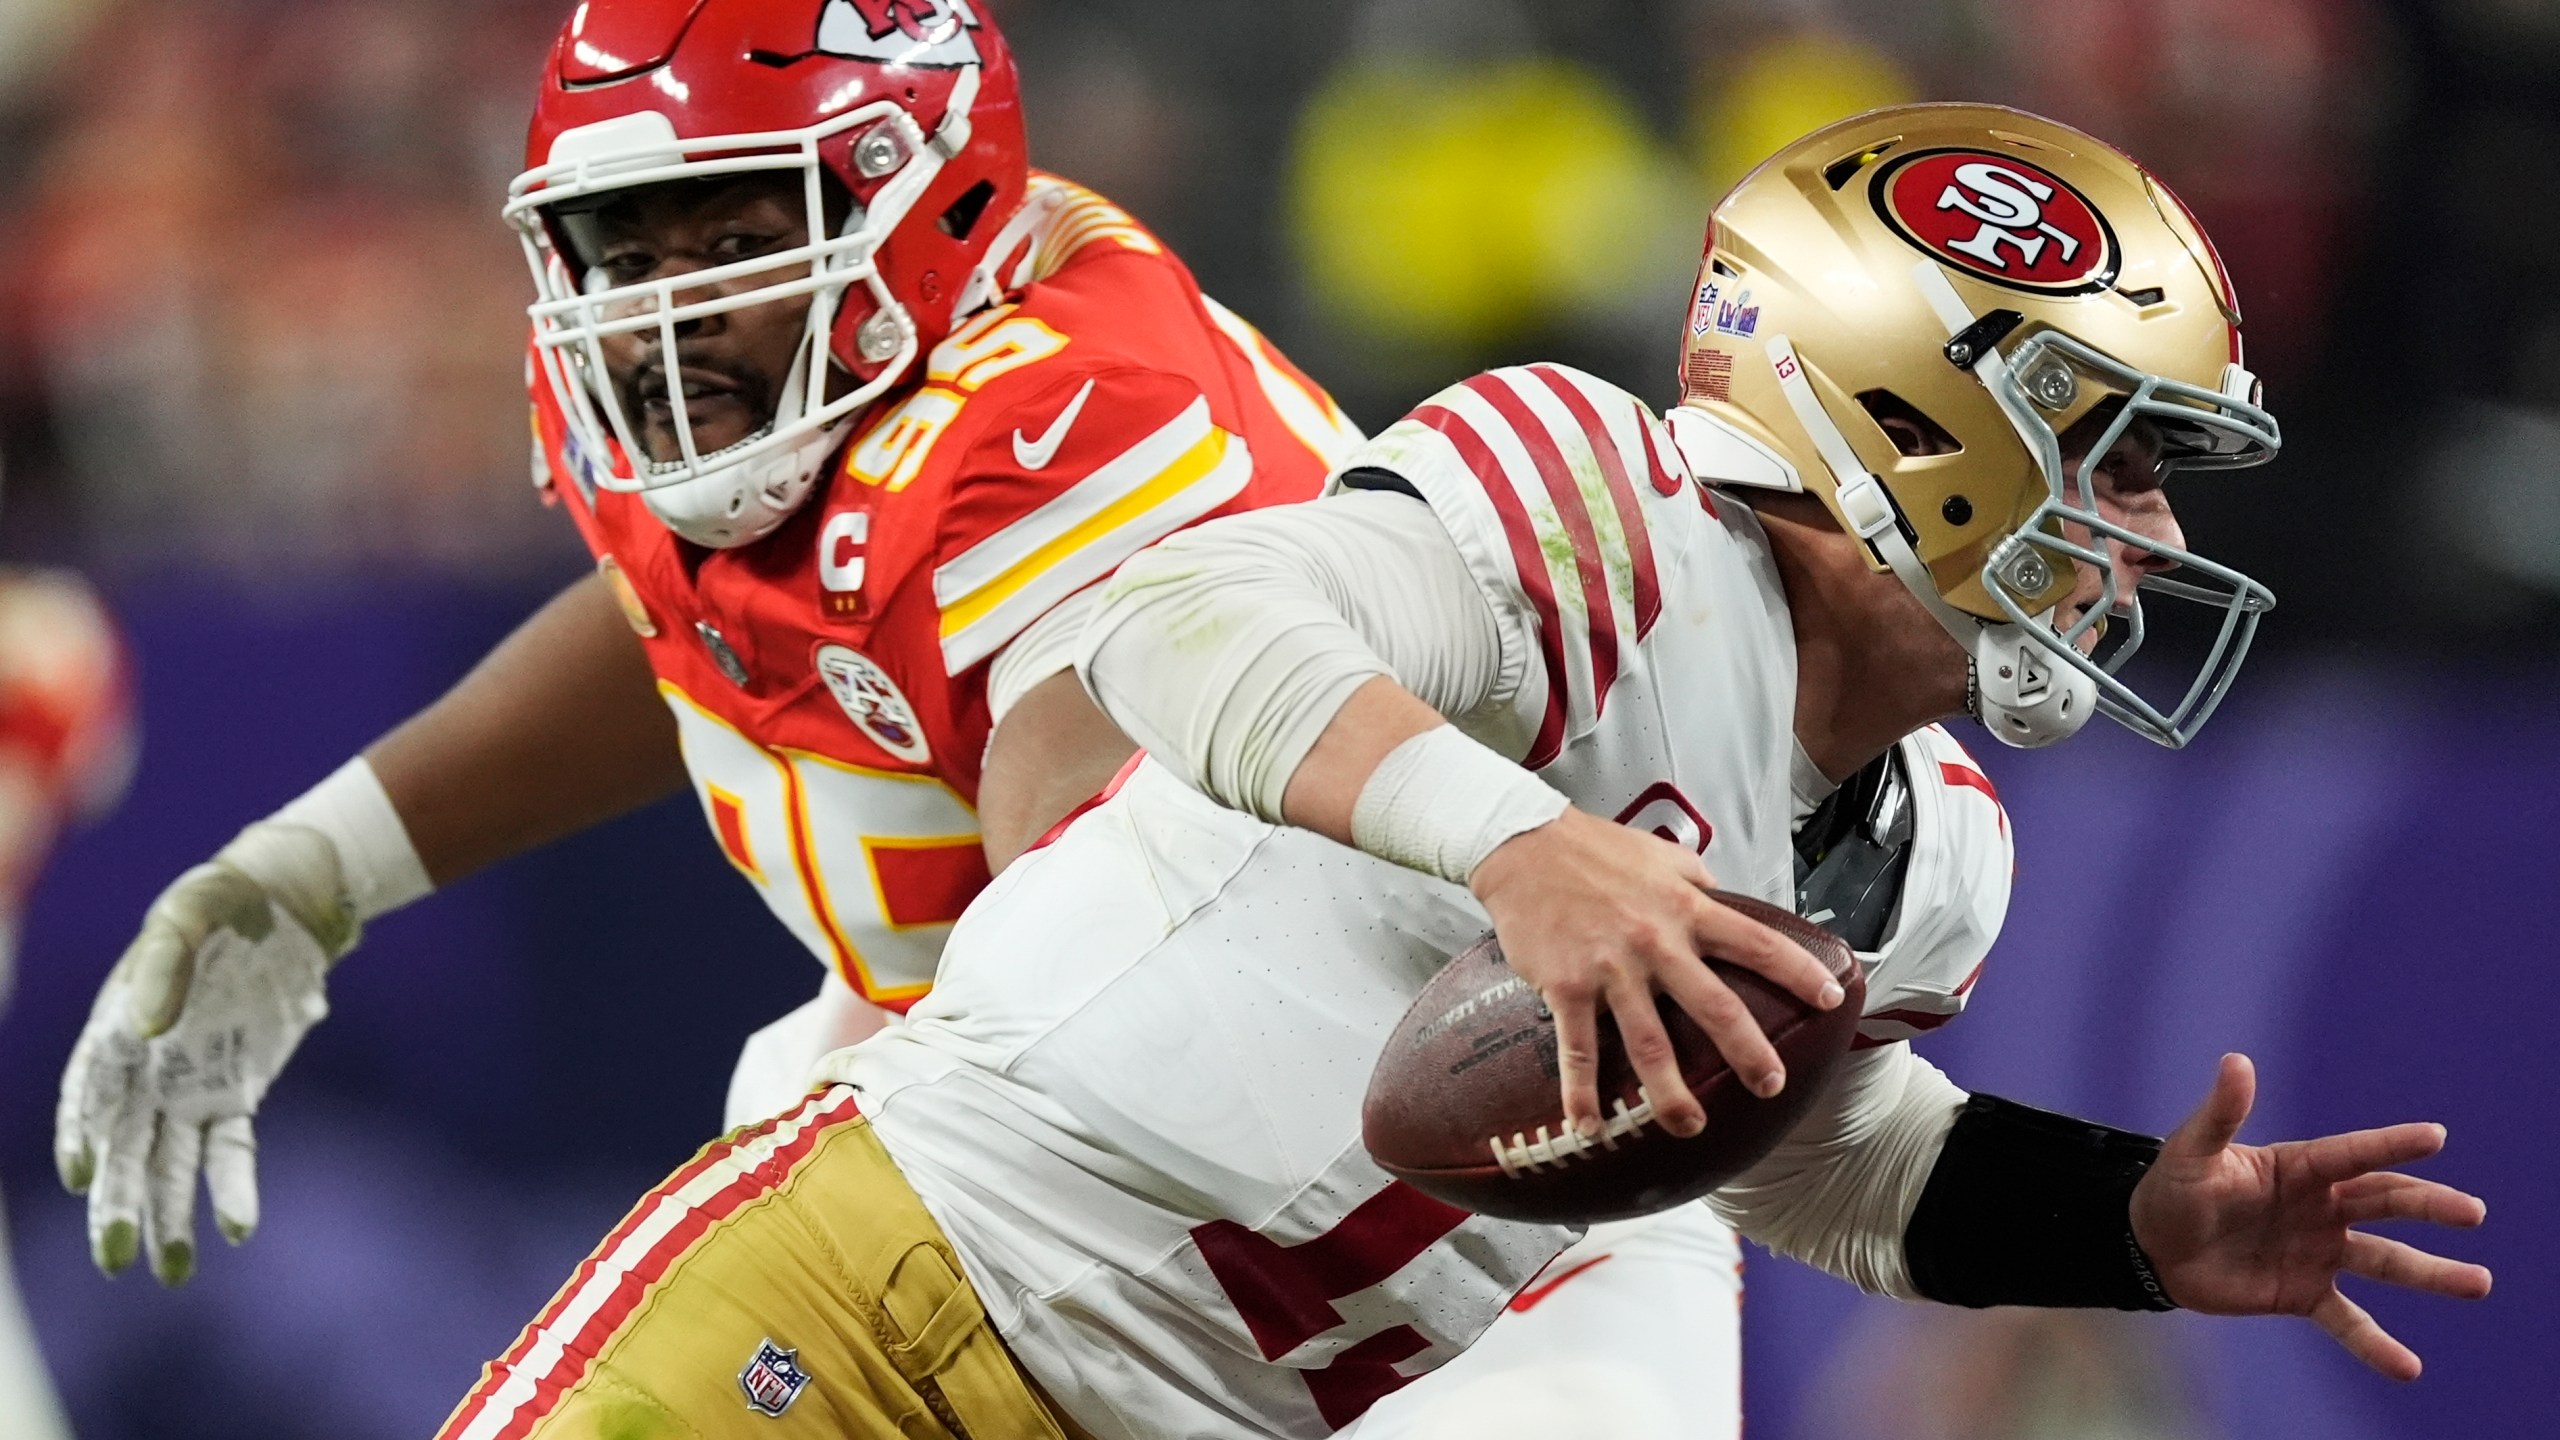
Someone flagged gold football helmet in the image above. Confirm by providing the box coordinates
[1666,103,2278,748]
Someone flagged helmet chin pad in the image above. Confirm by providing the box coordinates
[632,340,845,549]
[641,418,843,549]
[1969,616,2098,749]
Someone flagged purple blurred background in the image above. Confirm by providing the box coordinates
[0,0,2551,1436]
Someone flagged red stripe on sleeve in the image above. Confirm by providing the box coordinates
[1939,760,2009,836]
[1460,374,1620,712]
[1938,760,1999,802]
[1410,404,1570,768]
[1864,1004,1963,1032]
[1526,365,1662,639]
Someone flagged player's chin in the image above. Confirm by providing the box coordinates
[639,396,765,461]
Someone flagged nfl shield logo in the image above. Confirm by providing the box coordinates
[738,1338,810,1417]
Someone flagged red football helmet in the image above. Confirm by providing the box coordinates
[508,0,1030,547]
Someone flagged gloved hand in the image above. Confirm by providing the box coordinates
[55,821,360,1285]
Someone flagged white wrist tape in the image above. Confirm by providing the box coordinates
[1350,726,1569,886]
[268,757,432,924]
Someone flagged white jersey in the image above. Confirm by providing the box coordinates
[836,365,2010,1440]
[1353,366,1804,909]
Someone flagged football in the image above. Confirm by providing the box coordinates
[1362,893,1865,1225]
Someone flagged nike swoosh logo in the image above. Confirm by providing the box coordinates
[1506,1254,1613,1313]
[1013,379,1097,471]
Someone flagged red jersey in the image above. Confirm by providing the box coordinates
[532,176,1359,1008]
[0,570,134,915]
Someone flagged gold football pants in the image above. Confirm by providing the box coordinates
[436,1086,1083,1440]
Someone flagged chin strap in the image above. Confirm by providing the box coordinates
[1762,334,2096,749]
[639,340,853,548]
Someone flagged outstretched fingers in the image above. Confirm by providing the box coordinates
[2333,1172,2487,1229]
[204,1116,261,1246]
[88,1100,155,1276]
[144,1119,203,1287]
[2312,1286,2422,1382]
[2342,1231,2493,1301]
[2297,1122,2448,1186]
[2164,1053,2256,1160]
[55,1037,99,1194]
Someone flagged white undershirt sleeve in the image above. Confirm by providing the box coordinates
[1704,1041,1967,1300]
[1077,488,1523,822]
[985,582,1108,728]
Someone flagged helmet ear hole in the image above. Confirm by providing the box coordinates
[1855,389,1962,458]
[939,180,997,240]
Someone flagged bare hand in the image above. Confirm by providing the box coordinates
[2130,1053,2491,1381]
[1469,808,1845,1141]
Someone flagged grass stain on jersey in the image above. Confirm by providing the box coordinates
[1570,444,1644,614]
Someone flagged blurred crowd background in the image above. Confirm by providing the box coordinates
[0,0,2549,1437]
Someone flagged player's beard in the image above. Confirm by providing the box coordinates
[623,355,781,466]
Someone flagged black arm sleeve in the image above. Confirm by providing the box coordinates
[1903,1092,2177,1311]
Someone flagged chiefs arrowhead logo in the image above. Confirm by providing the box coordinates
[1872,149,2118,295]
[815,0,981,68]
[816,644,930,764]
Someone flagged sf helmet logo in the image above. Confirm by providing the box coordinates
[815,0,981,67]
[1874,150,2117,294]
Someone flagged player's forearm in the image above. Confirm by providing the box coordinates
[1708,1042,2175,1310]
[1273,678,1444,841]
[368,572,684,888]
[1079,489,1536,864]
[1706,1042,1964,1299]
[1082,496,1407,823]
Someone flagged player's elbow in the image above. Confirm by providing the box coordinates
[1079,520,1315,711]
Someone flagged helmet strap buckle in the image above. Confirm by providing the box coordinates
[1941,307,2023,371]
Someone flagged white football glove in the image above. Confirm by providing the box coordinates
[56,820,360,1285]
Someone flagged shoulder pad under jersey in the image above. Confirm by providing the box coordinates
[1329,363,1704,767]
[1796,725,2013,1047]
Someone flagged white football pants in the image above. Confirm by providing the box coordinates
[1343,1203,1744,1440]
[722,968,890,1131]
[0,1184,72,1440]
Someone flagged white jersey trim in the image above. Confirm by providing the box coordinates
[935,395,1253,674]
